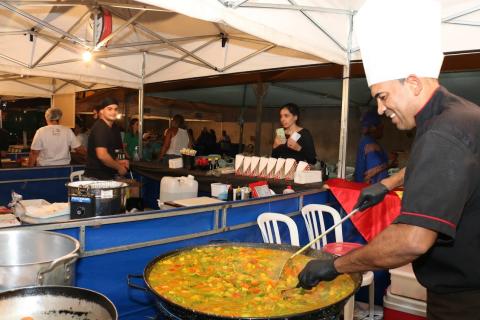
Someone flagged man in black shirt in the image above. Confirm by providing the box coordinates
[84,98,128,180]
[298,1,480,319]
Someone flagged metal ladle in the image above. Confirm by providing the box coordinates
[277,207,361,292]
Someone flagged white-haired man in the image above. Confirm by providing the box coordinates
[298,1,480,319]
[29,108,85,166]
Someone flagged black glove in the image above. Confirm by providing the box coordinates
[297,258,340,290]
[354,182,389,211]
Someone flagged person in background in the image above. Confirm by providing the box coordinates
[208,129,217,153]
[298,1,480,319]
[158,114,190,164]
[92,104,124,152]
[142,131,162,161]
[272,103,317,165]
[354,110,389,183]
[84,98,128,179]
[243,143,255,156]
[220,130,232,155]
[73,119,89,149]
[195,127,210,155]
[28,108,85,167]
[0,128,10,168]
[220,130,231,143]
[187,128,196,149]
[124,118,139,159]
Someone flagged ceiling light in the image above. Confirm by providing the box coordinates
[82,51,92,62]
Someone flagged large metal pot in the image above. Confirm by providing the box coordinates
[0,285,118,320]
[129,242,362,320]
[67,180,128,218]
[0,230,79,291]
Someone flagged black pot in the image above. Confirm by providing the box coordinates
[0,285,118,320]
[128,242,362,320]
[182,154,195,170]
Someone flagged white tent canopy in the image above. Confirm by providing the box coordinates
[1,0,480,174]
[2,1,480,96]
[0,0,329,97]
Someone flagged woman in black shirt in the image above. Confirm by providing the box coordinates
[272,103,317,165]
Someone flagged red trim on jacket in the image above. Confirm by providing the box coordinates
[415,86,440,116]
[400,211,456,229]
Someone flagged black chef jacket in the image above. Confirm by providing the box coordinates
[272,128,317,165]
[84,119,120,180]
[393,86,480,294]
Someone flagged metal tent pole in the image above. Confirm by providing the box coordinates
[337,14,353,179]
[138,52,146,159]
[238,85,247,154]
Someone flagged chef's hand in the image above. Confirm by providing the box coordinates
[298,259,340,290]
[354,182,389,211]
[286,138,302,151]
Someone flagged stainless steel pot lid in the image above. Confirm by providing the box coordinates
[67,180,128,189]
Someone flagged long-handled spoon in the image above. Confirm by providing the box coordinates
[278,207,361,296]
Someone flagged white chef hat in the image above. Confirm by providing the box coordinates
[355,0,444,87]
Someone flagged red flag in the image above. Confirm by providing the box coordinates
[327,178,401,242]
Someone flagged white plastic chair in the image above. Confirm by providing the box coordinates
[301,204,375,320]
[70,170,85,182]
[257,212,300,246]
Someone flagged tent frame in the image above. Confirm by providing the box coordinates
[0,1,283,87]
[2,0,480,173]
[220,0,356,177]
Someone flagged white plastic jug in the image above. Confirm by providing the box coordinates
[159,175,198,203]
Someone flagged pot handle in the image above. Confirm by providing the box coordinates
[127,274,148,291]
[37,252,79,285]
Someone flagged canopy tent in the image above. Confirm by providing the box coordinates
[138,0,480,176]
[3,1,480,94]
[1,0,480,174]
[0,0,326,96]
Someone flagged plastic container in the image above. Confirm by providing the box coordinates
[389,263,427,301]
[160,175,198,203]
[211,183,230,200]
[384,287,426,320]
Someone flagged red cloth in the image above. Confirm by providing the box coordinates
[327,178,401,242]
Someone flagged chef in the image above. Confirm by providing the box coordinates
[297,1,480,319]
